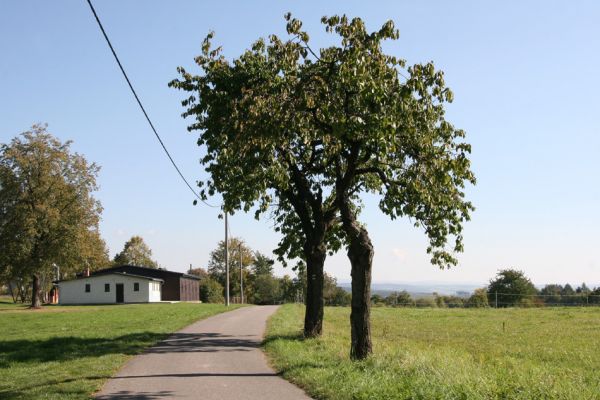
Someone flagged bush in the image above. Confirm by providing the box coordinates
[327,287,351,306]
[415,297,437,307]
[385,291,414,307]
[466,288,489,308]
[199,277,224,303]
[252,274,282,305]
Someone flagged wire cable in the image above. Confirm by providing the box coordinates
[85,0,219,208]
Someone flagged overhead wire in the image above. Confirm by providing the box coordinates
[84,0,220,209]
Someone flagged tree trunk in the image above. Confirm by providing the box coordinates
[31,274,42,309]
[348,227,374,359]
[303,244,326,338]
[8,281,18,303]
[337,190,374,360]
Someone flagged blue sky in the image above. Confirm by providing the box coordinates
[1,1,599,286]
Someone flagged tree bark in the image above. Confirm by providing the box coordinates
[31,274,42,309]
[8,281,17,303]
[347,227,374,359]
[337,190,374,359]
[303,243,326,338]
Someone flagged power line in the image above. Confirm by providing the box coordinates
[84,0,219,209]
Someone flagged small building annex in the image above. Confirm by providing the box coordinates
[91,265,200,302]
[58,272,162,305]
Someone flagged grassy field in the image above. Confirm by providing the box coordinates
[264,304,600,400]
[0,299,238,399]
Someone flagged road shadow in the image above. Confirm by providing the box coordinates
[95,390,175,399]
[147,332,260,354]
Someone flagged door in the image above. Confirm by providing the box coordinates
[116,283,124,303]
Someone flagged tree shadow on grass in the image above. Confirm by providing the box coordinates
[0,330,275,398]
[0,331,269,366]
[0,332,166,366]
[262,331,305,347]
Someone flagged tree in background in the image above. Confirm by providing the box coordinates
[253,252,275,276]
[207,237,254,300]
[252,274,283,305]
[323,273,351,306]
[589,287,600,305]
[199,277,224,303]
[488,269,538,307]
[187,267,209,280]
[113,236,158,268]
[466,288,489,308]
[539,284,563,305]
[0,125,104,307]
[385,291,414,307]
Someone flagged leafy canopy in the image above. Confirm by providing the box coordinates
[113,235,158,268]
[0,125,106,285]
[170,13,475,268]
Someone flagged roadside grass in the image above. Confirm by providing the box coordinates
[0,302,239,399]
[265,304,600,400]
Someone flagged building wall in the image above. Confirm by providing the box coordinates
[58,274,161,304]
[179,277,200,301]
[161,276,181,301]
[90,266,199,301]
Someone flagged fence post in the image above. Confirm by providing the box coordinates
[495,292,498,308]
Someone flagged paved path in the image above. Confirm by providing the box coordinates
[96,305,311,400]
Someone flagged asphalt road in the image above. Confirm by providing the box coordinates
[95,305,311,400]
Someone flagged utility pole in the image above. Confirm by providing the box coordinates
[495,292,498,308]
[225,212,230,306]
[239,242,244,304]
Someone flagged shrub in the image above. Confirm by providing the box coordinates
[199,277,224,303]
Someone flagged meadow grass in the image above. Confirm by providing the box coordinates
[0,301,239,399]
[264,304,600,399]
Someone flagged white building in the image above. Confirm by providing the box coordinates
[58,272,163,304]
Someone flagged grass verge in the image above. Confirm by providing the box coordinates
[0,302,239,399]
[264,304,600,399]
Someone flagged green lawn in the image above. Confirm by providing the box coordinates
[0,302,238,399]
[264,304,600,400]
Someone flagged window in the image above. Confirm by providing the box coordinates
[105,283,110,292]
[85,283,90,293]
[134,282,139,292]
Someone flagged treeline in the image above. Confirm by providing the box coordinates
[190,237,351,306]
[369,269,600,308]
[370,289,488,308]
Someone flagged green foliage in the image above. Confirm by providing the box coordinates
[414,297,437,308]
[252,274,282,305]
[187,267,209,279]
[370,294,385,305]
[385,291,414,307]
[253,251,275,276]
[265,304,600,399]
[169,13,475,271]
[199,277,224,303]
[323,274,351,306]
[113,235,158,268]
[466,288,489,308]
[435,295,465,308]
[207,237,255,299]
[0,303,237,399]
[0,125,106,304]
[488,269,538,307]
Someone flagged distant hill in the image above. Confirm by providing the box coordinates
[338,281,600,299]
[338,282,483,298]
